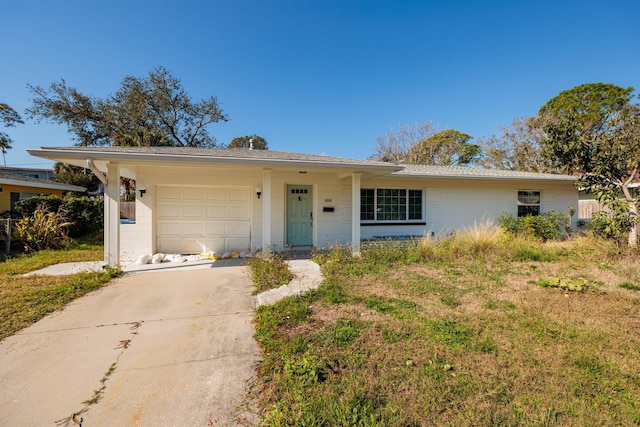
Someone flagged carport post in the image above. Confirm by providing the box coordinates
[104,163,121,266]
[262,169,272,254]
[351,172,361,255]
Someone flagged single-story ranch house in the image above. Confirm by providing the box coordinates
[0,172,86,215]
[28,147,578,265]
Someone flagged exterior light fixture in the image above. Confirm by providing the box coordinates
[256,187,262,199]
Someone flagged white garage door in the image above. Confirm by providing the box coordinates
[156,186,251,254]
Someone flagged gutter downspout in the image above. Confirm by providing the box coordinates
[87,157,107,185]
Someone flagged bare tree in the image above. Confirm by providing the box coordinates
[476,116,556,172]
[372,121,436,162]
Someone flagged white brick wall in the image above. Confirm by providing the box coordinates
[115,163,578,257]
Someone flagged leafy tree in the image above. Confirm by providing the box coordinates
[539,82,640,246]
[372,121,436,162]
[228,134,268,149]
[114,127,171,147]
[477,116,558,172]
[539,83,633,129]
[53,162,101,193]
[407,129,480,166]
[26,66,228,148]
[0,103,24,166]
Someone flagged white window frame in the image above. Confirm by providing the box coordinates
[360,188,424,224]
[517,190,541,217]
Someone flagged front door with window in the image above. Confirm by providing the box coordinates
[287,185,313,246]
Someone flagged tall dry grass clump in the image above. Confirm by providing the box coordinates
[413,232,438,261]
[457,219,504,254]
[413,219,504,260]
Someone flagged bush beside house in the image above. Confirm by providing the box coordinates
[15,195,103,238]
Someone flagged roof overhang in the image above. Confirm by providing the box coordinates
[27,147,403,180]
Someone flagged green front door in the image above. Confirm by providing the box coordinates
[287,185,313,246]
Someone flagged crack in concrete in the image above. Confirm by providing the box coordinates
[54,321,143,427]
[13,311,255,336]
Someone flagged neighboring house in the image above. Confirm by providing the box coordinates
[27,147,578,265]
[0,173,86,215]
[0,166,55,180]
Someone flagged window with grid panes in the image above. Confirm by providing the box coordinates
[360,188,423,222]
[360,189,375,220]
[517,190,541,217]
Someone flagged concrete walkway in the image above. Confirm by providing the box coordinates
[255,260,324,307]
[1,265,260,426]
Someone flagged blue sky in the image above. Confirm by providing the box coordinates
[2,0,639,167]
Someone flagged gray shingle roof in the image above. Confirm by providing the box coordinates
[28,146,576,182]
[391,164,576,181]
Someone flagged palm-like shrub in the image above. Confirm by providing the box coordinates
[16,204,73,252]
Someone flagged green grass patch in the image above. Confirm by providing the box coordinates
[537,277,590,292]
[619,282,640,291]
[0,243,120,340]
[0,243,103,276]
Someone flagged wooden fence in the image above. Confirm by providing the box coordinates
[120,202,135,220]
[578,200,606,221]
[578,200,640,239]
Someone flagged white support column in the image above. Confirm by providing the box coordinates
[262,169,272,254]
[104,163,121,266]
[351,172,361,254]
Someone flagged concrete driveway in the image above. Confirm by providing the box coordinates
[0,262,260,426]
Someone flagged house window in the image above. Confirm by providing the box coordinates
[518,190,541,217]
[361,189,375,221]
[360,188,423,222]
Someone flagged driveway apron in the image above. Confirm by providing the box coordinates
[0,264,260,426]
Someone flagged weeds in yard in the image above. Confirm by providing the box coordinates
[248,253,294,294]
[252,234,640,426]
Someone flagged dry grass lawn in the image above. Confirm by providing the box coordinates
[252,236,640,426]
